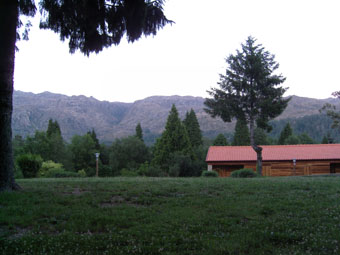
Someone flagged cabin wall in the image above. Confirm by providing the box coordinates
[208,160,340,177]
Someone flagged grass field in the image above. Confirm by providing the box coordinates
[1,176,340,254]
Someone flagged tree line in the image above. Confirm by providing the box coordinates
[213,119,333,147]
[13,106,208,179]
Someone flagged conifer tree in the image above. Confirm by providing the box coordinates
[46,119,66,164]
[152,104,192,168]
[46,119,61,138]
[278,123,293,145]
[254,128,270,145]
[87,129,100,150]
[298,133,315,144]
[213,134,228,146]
[135,123,144,142]
[183,109,203,147]
[322,135,329,144]
[232,118,250,146]
[205,36,289,175]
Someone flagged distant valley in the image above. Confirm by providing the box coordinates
[13,91,340,144]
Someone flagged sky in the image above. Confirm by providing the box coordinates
[14,0,340,103]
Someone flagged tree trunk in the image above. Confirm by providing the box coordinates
[0,1,21,191]
[249,118,263,176]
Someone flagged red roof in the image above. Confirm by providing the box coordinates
[206,144,340,162]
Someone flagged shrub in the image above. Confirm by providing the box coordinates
[44,169,81,178]
[85,167,96,177]
[201,170,218,177]
[120,168,139,177]
[16,154,43,178]
[13,161,24,179]
[77,169,87,177]
[167,152,202,177]
[138,163,167,177]
[98,165,114,177]
[231,168,258,178]
[137,162,149,176]
[39,160,64,178]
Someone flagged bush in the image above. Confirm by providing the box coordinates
[137,162,149,176]
[167,152,202,177]
[38,160,64,178]
[231,168,258,178]
[77,169,87,177]
[16,154,43,178]
[44,169,81,178]
[201,170,218,177]
[138,163,167,177]
[13,161,24,179]
[98,165,114,177]
[120,168,139,177]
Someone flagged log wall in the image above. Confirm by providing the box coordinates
[210,160,340,177]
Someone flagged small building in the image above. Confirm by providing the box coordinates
[206,144,340,177]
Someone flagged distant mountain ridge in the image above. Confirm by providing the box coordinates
[12,91,340,143]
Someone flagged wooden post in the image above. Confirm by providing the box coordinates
[96,158,99,177]
[95,153,100,177]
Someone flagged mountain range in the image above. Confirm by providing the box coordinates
[12,90,340,144]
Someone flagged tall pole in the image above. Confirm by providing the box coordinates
[95,153,100,177]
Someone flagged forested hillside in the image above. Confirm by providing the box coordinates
[13,91,340,144]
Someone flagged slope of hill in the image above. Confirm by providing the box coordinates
[12,91,340,143]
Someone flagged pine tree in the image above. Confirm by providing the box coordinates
[183,109,203,147]
[45,119,66,164]
[278,123,293,145]
[46,119,62,138]
[254,128,270,145]
[205,36,289,175]
[232,118,250,146]
[322,135,329,144]
[135,123,144,142]
[152,104,192,168]
[87,129,100,150]
[322,132,334,144]
[213,134,228,146]
[298,133,315,144]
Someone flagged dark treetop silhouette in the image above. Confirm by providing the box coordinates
[0,0,172,191]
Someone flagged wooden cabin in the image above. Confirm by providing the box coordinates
[206,144,340,177]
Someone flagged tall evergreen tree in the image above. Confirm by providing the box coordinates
[254,128,270,145]
[46,119,61,138]
[135,123,144,142]
[213,134,228,146]
[46,119,66,164]
[232,118,250,146]
[205,36,289,175]
[321,132,334,144]
[278,123,293,145]
[298,133,315,144]
[183,109,203,147]
[152,104,192,168]
[1,0,172,191]
[87,129,100,150]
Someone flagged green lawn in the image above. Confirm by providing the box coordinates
[1,176,340,254]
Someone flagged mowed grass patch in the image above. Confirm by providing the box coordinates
[1,177,340,254]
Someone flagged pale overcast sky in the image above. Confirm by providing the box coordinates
[14,0,340,103]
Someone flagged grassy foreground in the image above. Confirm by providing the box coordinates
[1,177,340,255]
